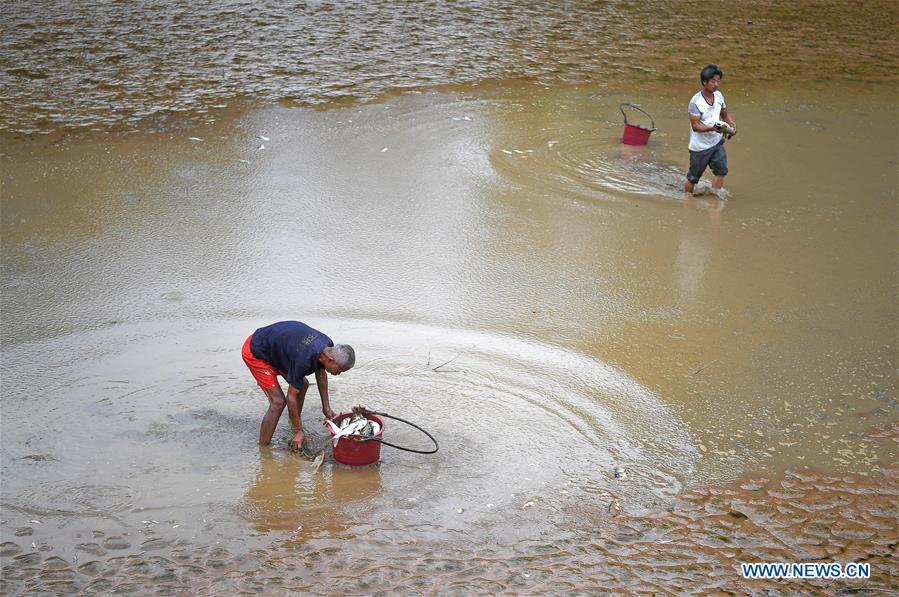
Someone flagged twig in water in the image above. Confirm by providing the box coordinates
[432,353,461,372]
[693,360,717,376]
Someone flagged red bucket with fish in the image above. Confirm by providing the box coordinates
[329,412,385,466]
[620,103,656,145]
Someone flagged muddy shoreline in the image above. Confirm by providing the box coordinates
[3,453,896,593]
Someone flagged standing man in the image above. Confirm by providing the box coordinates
[242,321,355,450]
[684,64,737,194]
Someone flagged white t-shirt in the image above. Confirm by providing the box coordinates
[687,90,726,151]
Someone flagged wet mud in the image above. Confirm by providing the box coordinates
[1,0,896,136]
[3,445,896,593]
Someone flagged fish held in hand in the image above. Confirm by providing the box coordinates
[714,120,735,139]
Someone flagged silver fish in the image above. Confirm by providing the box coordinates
[330,418,368,445]
[360,420,381,438]
[311,452,325,473]
[714,121,735,139]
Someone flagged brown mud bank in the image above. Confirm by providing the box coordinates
[2,425,895,594]
[1,0,896,137]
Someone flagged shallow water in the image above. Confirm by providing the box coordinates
[2,0,898,593]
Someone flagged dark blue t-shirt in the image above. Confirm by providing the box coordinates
[249,321,333,389]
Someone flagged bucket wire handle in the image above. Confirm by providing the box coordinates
[619,103,656,131]
[354,408,439,454]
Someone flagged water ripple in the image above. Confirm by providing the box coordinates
[1,0,894,135]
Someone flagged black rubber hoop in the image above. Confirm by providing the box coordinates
[356,410,439,454]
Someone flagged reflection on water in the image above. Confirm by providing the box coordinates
[674,198,724,305]
[243,447,382,537]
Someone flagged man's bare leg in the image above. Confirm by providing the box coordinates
[684,179,695,193]
[712,175,725,189]
[259,385,287,446]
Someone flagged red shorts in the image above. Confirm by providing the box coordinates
[242,335,285,390]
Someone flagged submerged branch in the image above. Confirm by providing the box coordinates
[432,353,461,372]
[693,360,717,376]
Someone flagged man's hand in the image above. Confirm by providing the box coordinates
[290,429,306,451]
[322,405,336,421]
[714,120,736,138]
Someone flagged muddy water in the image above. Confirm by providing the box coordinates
[2,0,898,594]
[1,0,896,136]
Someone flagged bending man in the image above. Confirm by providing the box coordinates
[242,320,355,449]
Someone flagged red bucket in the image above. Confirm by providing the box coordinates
[620,104,656,145]
[329,412,385,466]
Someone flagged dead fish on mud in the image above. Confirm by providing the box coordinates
[608,497,622,515]
[325,412,381,446]
[298,447,326,471]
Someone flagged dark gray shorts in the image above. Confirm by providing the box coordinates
[687,140,728,183]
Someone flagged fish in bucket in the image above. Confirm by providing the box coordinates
[325,409,386,466]
[322,405,439,466]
